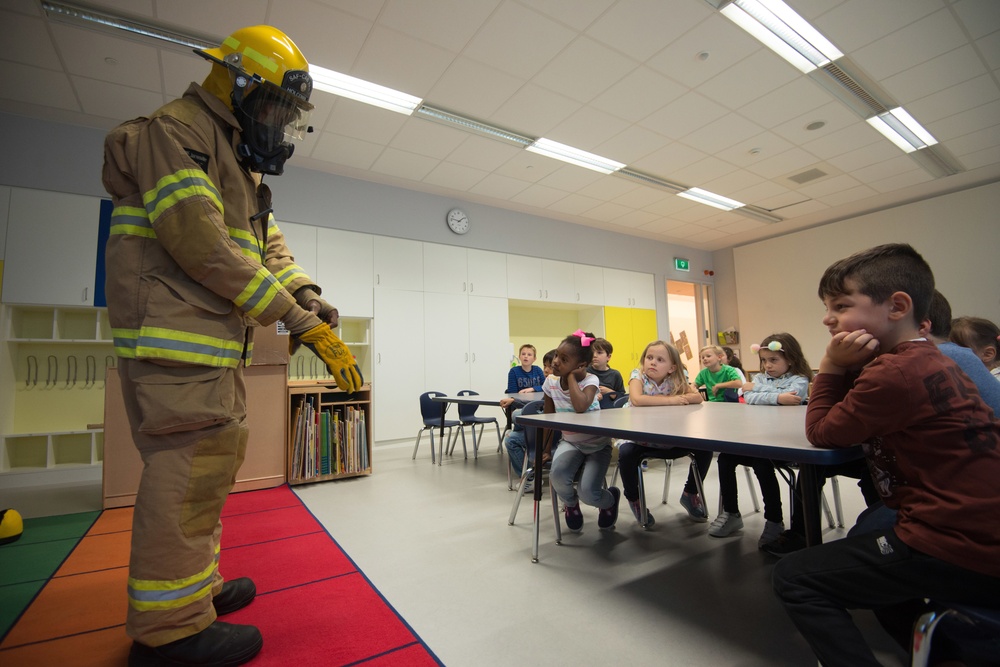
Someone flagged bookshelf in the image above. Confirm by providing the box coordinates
[287,382,372,485]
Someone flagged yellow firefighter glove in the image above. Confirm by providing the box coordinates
[295,324,363,393]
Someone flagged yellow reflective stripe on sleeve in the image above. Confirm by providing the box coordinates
[143,169,223,224]
[110,206,156,238]
[228,226,263,263]
[127,559,217,612]
[234,268,283,319]
[273,264,308,289]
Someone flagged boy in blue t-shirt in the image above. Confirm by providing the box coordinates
[505,344,546,393]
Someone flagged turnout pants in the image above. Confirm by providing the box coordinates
[118,359,249,646]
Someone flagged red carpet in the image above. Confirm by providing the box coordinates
[0,485,441,666]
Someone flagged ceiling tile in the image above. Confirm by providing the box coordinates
[530,0,616,31]
[595,125,671,164]
[946,125,1000,158]
[590,66,687,123]
[6,61,78,110]
[851,153,917,183]
[544,105,630,152]
[907,73,1000,126]
[463,2,576,79]
[469,172,532,199]
[154,0,267,38]
[0,9,62,70]
[389,118,469,159]
[52,24,162,92]
[579,176,639,201]
[701,169,767,196]
[746,147,823,179]
[928,98,1000,142]
[646,13,758,88]
[425,57,526,120]
[311,132,383,170]
[797,173,862,199]
[580,200,632,222]
[446,135,522,171]
[814,0,942,52]
[274,3,373,73]
[696,50,799,110]
[956,144,1000,170]
[728,180,794,207]
[588,0,710,62]
[370,147,440,181]
[606,209,660,228]
[868,167,933,193]
[802,124,883,161]
[738,77,832,129]
[547,192,603,215]
[975,31,1000,71]
[422,161,489,191]
[161,50,210,100]
[851,8,968,81]
[611,184,673,209]
[312,0,386,22]
[640,91,729,140]
[952,0,1000,40]
[353,25,455,97]
[631,141,707,176]
[488,83,579,137]
[881,45,987,106]
[532,36,638,104]
[825,141,900,172]
[715,132,796,168]
[817,183,879,207]
[670,155,739,186]
[770,101,860,148]
[325,98,407,144]
[536,164,604,191]
[682,113,766,155]
[73,77,165,121]
[511,183,571,207]
[494,151,563,182]
[378,0,498,52]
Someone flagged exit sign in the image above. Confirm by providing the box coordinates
[674,258,690,272]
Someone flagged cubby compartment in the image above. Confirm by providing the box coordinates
[3,435,49,470]
[8,308,55,340]
[53,432,95,466]
[56,308,100,340]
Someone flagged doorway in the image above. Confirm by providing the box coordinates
[666,280,714,382]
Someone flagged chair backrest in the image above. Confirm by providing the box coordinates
[419,391,446,420]
[722,388,741,403]
[612,395,630,408]
[519,400,562,457]
[457,389,478,419]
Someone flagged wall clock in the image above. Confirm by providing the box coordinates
[446,208,470,234]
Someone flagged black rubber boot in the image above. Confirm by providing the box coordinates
[213,577,256,616]
[128,621,263,666]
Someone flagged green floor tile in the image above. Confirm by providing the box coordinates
[0,580,45,640]
[0,537,79,586]
[13,511,100,546]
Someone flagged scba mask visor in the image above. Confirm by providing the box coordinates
[232,70,313,175]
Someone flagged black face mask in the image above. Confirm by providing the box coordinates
[231,74,312,176]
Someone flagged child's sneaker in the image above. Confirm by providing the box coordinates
[520,480,534,495]
[679,491,708,522]
[564,502,584,533]
[707,511,744,537]
[762,529,807,558]
[598,487,620,530]
[757,520,784,549]
[628,500,656,528]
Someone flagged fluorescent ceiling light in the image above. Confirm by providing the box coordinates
[677,187,745,211]
[310,65,421,115]
[721,0,843,73]
[414,105,532,146]
[526,138,625,174]
[866,107,938,153]
[42,1,215,49]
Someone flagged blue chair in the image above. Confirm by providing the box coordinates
[508,400,555,525]
[912,603,1000,667]
[412,391,461,464]
[451,390,502,460]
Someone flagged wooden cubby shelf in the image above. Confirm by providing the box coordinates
[287,382,372,485]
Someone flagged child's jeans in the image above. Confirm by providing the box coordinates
[505,427,527,476]
[550,440,614,509]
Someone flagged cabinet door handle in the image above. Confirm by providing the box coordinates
[376,274,380,285]
[377,353,381,364]
[472,353,476,362]
[83,287,88,302]
[577,292,580,302]
[469,282,474,293]
[545,290,548,299]
[538,289,542,298]
[463,281,467,292]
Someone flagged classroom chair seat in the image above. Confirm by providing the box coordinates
[412,391,461,464]
[911,602,1000,667]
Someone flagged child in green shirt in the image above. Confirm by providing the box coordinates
[694,345,743,402]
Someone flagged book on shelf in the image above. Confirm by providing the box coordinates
[289,397,369,482]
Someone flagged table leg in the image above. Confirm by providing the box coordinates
[438,402,447,466]
[799,464,822,547]
[531,425,544,563]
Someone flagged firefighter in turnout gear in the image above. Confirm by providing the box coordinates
[102,25,362,666]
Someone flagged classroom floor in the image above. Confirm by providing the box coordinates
[5,436,908,667]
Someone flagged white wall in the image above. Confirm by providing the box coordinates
[727,181,1000,368]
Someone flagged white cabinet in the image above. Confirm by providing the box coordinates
[374,236,423,291]
[3,188,101,306]
[467,249,507,297]
[423,292,469,393]
[469,295,510,391]
[423,244,468,294]
[276,221,318,282]
[541,260,575,302]
[373,288,424,441]
[574,264,604,305]
[506,255,543,300]
[603,268,656,309]
[316,229,374,318]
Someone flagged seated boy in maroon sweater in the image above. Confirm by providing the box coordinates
[772,243,1000,667]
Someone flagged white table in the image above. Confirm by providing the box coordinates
[516,402,863,561]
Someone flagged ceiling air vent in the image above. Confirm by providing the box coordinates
[788,168,827,185]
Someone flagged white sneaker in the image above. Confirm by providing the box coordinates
[707,511,744,537]
[757,520,784,549]
[520,480,534,495]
